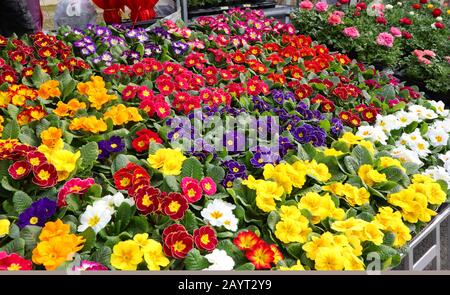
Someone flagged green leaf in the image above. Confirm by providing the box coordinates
[66,194,82,212]
[235,262,255,270]
[12,191,33,214]
[0,238,25,256]
[206,165,225,184]
[217,240,247,265]
[7,104,19,119]
[184,249,210,270]
[80,227,96,252]
[180,157,204,180]
[31,66,50,87]
[351,145,373,166]
[90,246,112,267]
[80,142,98,171]
[319,119,331,132]
[383,232,396,247]
[127,216,149,236]
[115,202,132,233]
[267,211,280,232]
[85,184,102,198]
[20,225,42,252]
[343,156,359,174]
[163,175,180,192]
[1,120,20,139]
[1,177,18,192]
[8,223,20,239]
[287,243,303,259]
[111,154,130,174]
[181,211,198,232]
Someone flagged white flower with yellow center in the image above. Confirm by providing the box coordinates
[391,146,423,166]
[410,139,431,157]
[429,101,449,117]
[200,199,237,230]
[423,167,450,186]
[408,105,429,120]
[78,203,112,233]
[94,192,135,212]
[432,119,450,133]
[426,127,449,147]
[375,114,400,133]
[395,111,419,128]
[356,126,388,144]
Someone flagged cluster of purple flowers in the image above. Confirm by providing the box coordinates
[330,118,344,137]
[18,198,56,229]
[73,35,97,56]
[296,102,325,121]
[172,41,190,56]
[249,145,281,168]
[291,123,327,147]
[125,28,149,43]
[97,136,125,160]
[271,90,295,105]
[221,160,247,188]
[150,27,172,40]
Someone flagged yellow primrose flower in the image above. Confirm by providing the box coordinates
[77,76,116,110]
[111,240,143,271]
[38,80,61,99]
[0,219,10,237]
[103,104,143,125]
[69,116,108,134]
[331,217,367,234]
[142,239,170,271]
[342,248,365,270]
[302,232,334,260]
[275,219,311,244]
[40,127,64,150]
[298,192,338,224]
[254,180,283,212]
[306,160,331,182]
[323,148,344,157]
[363,223,384,246]
[148,148,186,176]
[133,233,152,248]
[279,260,305,271]
[379,156,405,172]
[339,132,362,146]
[411,174,434,184]
[358,164,387,186]
[427,4,433,8]
[279,205,308,224]
[388,188,437,223]
[314,247,345,270]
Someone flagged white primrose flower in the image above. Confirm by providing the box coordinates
[409,11,415,16]
[395,111,419,128]
[409,139,431,158]
[356,125,388,144]
[391,146,423,166]
[398,129,422,147]
[78,203,113,233]
[93,192,135,212]
[439,151,450,163]
[204,249,235,271]
[386,4,393,9]
[408,105,430,120]
[375,114,400,133]
[423,109,438,120]
[423,167,450,186]
[397,2,403,6]
[426,127,449,147]
[429,100,449,117]
[436,16,443,22]
[201,199,238,231]
[431,119,450,133]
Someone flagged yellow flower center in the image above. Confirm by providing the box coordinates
[200,234,210,245]
[88,215,100,227]
[187,189,196,198]
[70,185,82,192]
[173,240,186,253]
[29,217,39,225]
[142,195,153,207]
[7,263,22,271]
[168,201,181,213]
[110,143,118,149]
[436,136,443,142]
[16,167,26,175]
[120,178,130,187]
[210,211,223,219]
[38,170,50,181]
[204,183,211,190]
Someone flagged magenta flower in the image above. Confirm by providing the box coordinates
[299,0,314,10]
[390,27,402,37]
[376,32,394,48]
[315,2,328,12]
[343,27,360,39]
[328,14,342,26]
[57,178,95,207]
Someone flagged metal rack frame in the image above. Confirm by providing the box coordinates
[397,205,450,270]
